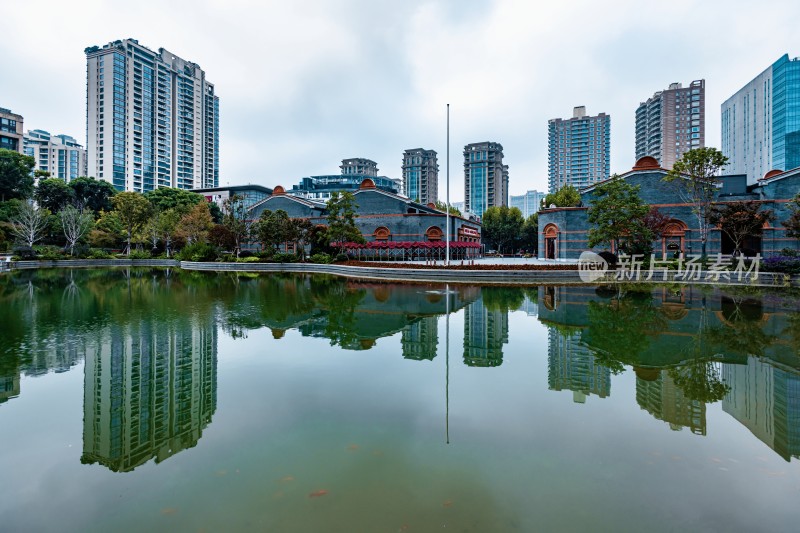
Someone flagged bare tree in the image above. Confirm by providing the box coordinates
[664,148,728,258]
[60,205,94,256]
[10,201,49,248]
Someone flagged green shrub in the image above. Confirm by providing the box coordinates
[309,252,331,264]
[333,253,348,263]
[128,250,152,259]
[178,242,218,262]
[273,252,298,263]
[87,249,113,259]
[239,256,261,263]
[35,246,65,260]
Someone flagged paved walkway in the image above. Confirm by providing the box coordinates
[376,257,576,266]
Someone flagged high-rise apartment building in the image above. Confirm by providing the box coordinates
[722,54,800,184]
[23,130,87,182]
[402,148,438,204]
[547,107,610,193]
[510,189,545,219]
[0,107,24,153]
[464,141,508,217]
[85,39,219,193]
[340,158,378,177]
[635,80,705,170]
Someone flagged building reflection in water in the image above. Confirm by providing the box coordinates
[636,369,706,435]
[538,284,800,460]
[547,330,611,403]
[402,316,439,361]
[723,357,800,462]
[463,297,509,367]
[81,318,217,472]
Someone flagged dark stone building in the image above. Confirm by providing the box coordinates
[538,156,800,260]
[249,179,481,245]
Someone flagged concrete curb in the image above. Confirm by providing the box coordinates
[9,259,179,269]
[179,261,800,287]
[4,259,797,288]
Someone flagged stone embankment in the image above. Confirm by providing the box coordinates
[3,259,798,287]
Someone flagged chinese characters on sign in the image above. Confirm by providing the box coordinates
[578,251,761,283]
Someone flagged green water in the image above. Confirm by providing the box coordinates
[1,269,800,532]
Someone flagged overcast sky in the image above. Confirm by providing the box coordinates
[2,0,799,200]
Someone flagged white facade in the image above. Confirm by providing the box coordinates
[85,39,219,193]
[721,65,773,183]
[23,130,87,182]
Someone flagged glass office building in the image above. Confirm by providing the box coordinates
[510,190,545,219]
[721,54,800,184]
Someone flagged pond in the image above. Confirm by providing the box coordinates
[1,268,799,532]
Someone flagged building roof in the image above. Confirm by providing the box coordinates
[192,184,274,195]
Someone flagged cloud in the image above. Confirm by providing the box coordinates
[1,0,799,200]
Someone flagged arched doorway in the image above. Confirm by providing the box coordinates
[543,224,558,259]
[661,220,687,259]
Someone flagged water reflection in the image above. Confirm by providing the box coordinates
[81,319,217,472]
[539,285,800,461]
[2,270,800,467]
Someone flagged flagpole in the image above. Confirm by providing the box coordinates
[445,282,450,444]
[446,104,450,266]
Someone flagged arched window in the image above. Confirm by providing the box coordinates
[374,226,391,241]
[426,226,443,241]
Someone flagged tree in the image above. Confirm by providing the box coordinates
[145,187,205,215]
[783,194,800,240]
[221,195,252,257]
[255,209,290,252]
[10,201,49,248]
[0,148,35,201]
[481,206,524,253]
[587,175,654,254]
[180,201,214,245]
[664,147,728,258]
[542,185,581,208]
[208,223,236,251]
[708,201,775,255]
[112,192,152,255]
[69,177,117,214]
[434,200,461,216]
[326,191,364,246]
[520,213,538,253]
[157,209,182,257]
[60,206,93,256]
[88,210,125,249]
[35,178,75,213]
[291,218,315,260]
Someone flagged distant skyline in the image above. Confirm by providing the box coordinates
[2,0,799,201]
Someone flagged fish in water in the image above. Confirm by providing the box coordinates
[279,475,294,482]
[442,499,453,508]
[161,508,178,515]
[309,490,329,498]
[347,444,359,451]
